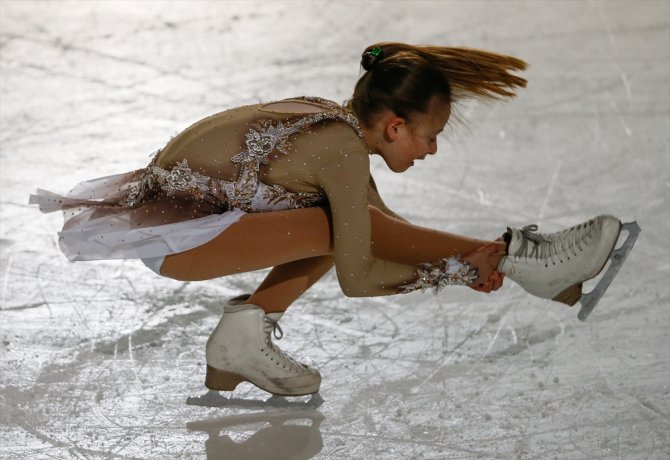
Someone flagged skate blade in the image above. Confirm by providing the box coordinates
[186,390,324,408]
[577,221,641,321]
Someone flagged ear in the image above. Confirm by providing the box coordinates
[385,117,406,141]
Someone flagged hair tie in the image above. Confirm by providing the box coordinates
[362,46,383,71]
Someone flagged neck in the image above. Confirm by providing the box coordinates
[361,127,382,155]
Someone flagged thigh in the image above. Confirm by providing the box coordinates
[159,207,333,281]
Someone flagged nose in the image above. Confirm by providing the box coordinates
[428,139,438,155]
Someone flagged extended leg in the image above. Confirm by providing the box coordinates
[161,205,503,281]
[368,206,505,265]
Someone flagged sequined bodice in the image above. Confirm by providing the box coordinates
[120,97,363,212]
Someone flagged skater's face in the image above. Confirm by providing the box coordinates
[366,96,451,173]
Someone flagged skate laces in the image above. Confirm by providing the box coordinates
[264,317,284,340]
[514,219,597,266]
[262,316,307,371]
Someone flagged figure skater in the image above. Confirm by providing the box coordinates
[31,43,637,397]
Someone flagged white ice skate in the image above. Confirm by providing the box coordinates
[205,294,321,396]
[498,215,640,321]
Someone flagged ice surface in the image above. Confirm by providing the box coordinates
[1,1,669,459]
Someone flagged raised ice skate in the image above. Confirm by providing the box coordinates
[498,215,640,320]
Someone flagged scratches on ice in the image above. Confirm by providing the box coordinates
[2,1,668,458]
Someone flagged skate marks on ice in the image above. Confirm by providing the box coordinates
[1,253,287,457]
[2,394,124,460]
[332,323,663,458]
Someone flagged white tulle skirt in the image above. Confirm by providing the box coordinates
[29,171,247,275]
[58,208,246,274]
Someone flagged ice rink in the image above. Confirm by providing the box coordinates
[1,1,669,458]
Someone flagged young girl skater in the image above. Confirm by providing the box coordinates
[31,43,632,397]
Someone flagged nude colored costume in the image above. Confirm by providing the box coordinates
[31,97,483,296]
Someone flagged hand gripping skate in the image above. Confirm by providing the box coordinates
[577,221,641,321]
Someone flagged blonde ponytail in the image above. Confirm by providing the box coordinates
[349,42,527,126]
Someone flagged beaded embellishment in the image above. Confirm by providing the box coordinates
[119,98,362,212]
[119,158,214,207]
[231,107,362,171]
[400,256,479,294]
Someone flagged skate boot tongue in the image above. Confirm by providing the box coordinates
[262,312,314,371]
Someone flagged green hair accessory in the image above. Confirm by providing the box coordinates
[363,46,383,70]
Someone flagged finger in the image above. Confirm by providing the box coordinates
[470,283,487,292]
[477,281,493,293]
[491,277,502,291]
[486,273,499,292]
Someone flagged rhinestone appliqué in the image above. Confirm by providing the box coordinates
[119,99,362,212]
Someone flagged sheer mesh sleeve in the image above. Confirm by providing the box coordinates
[313,124,419,296]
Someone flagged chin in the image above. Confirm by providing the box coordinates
[382,159,406,173]
[390,164,410,173]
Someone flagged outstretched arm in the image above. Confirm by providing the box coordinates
[315,124,506,296]
[366,205,505,293]
[316,142,418,297]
